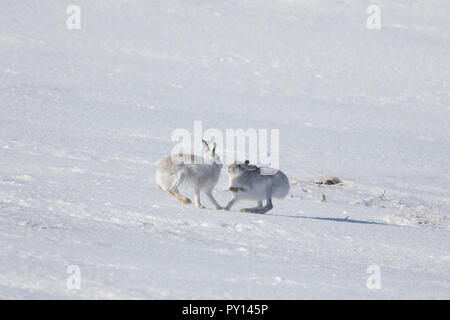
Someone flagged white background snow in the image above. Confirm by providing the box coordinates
[0,0,449,299]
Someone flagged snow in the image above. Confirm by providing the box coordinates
[1,0,449,299]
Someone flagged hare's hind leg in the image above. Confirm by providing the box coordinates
[169,189,192,204]
[259,188,274,214]
[241,188,273,214]
[239,201,262,213]
[168,173,191,205]
[241,201,271,214]
[259,196,273,214]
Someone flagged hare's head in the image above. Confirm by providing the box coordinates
[227,160,258,176]
[202,140,221,166]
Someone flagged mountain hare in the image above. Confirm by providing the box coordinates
[224,161,289,214]
[156,140,223,209]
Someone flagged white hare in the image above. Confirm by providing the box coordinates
[156,140,223,209]
[224,161,289,214]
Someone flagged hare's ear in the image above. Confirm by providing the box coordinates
[202,140,209,152]
[211,143,217,155]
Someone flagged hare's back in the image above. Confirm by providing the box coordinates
[271,170,290,198]
[158,154,203,171]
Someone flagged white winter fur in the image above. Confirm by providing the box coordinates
[155,140,223,209]
[224,162,289,214]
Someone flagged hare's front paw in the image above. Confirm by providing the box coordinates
[229,187,245,193]
[195,204,206,209]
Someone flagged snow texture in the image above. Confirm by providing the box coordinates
[0,0,449,299]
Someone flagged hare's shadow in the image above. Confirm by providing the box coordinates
[264,213,392,226]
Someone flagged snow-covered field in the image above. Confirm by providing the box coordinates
[1,0,449,299]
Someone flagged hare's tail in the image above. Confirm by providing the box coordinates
[273,172,290,199]
[155,169,171,191]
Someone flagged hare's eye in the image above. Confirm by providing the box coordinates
[237,164,241,168]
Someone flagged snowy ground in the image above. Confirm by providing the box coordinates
[0,0,449,299]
